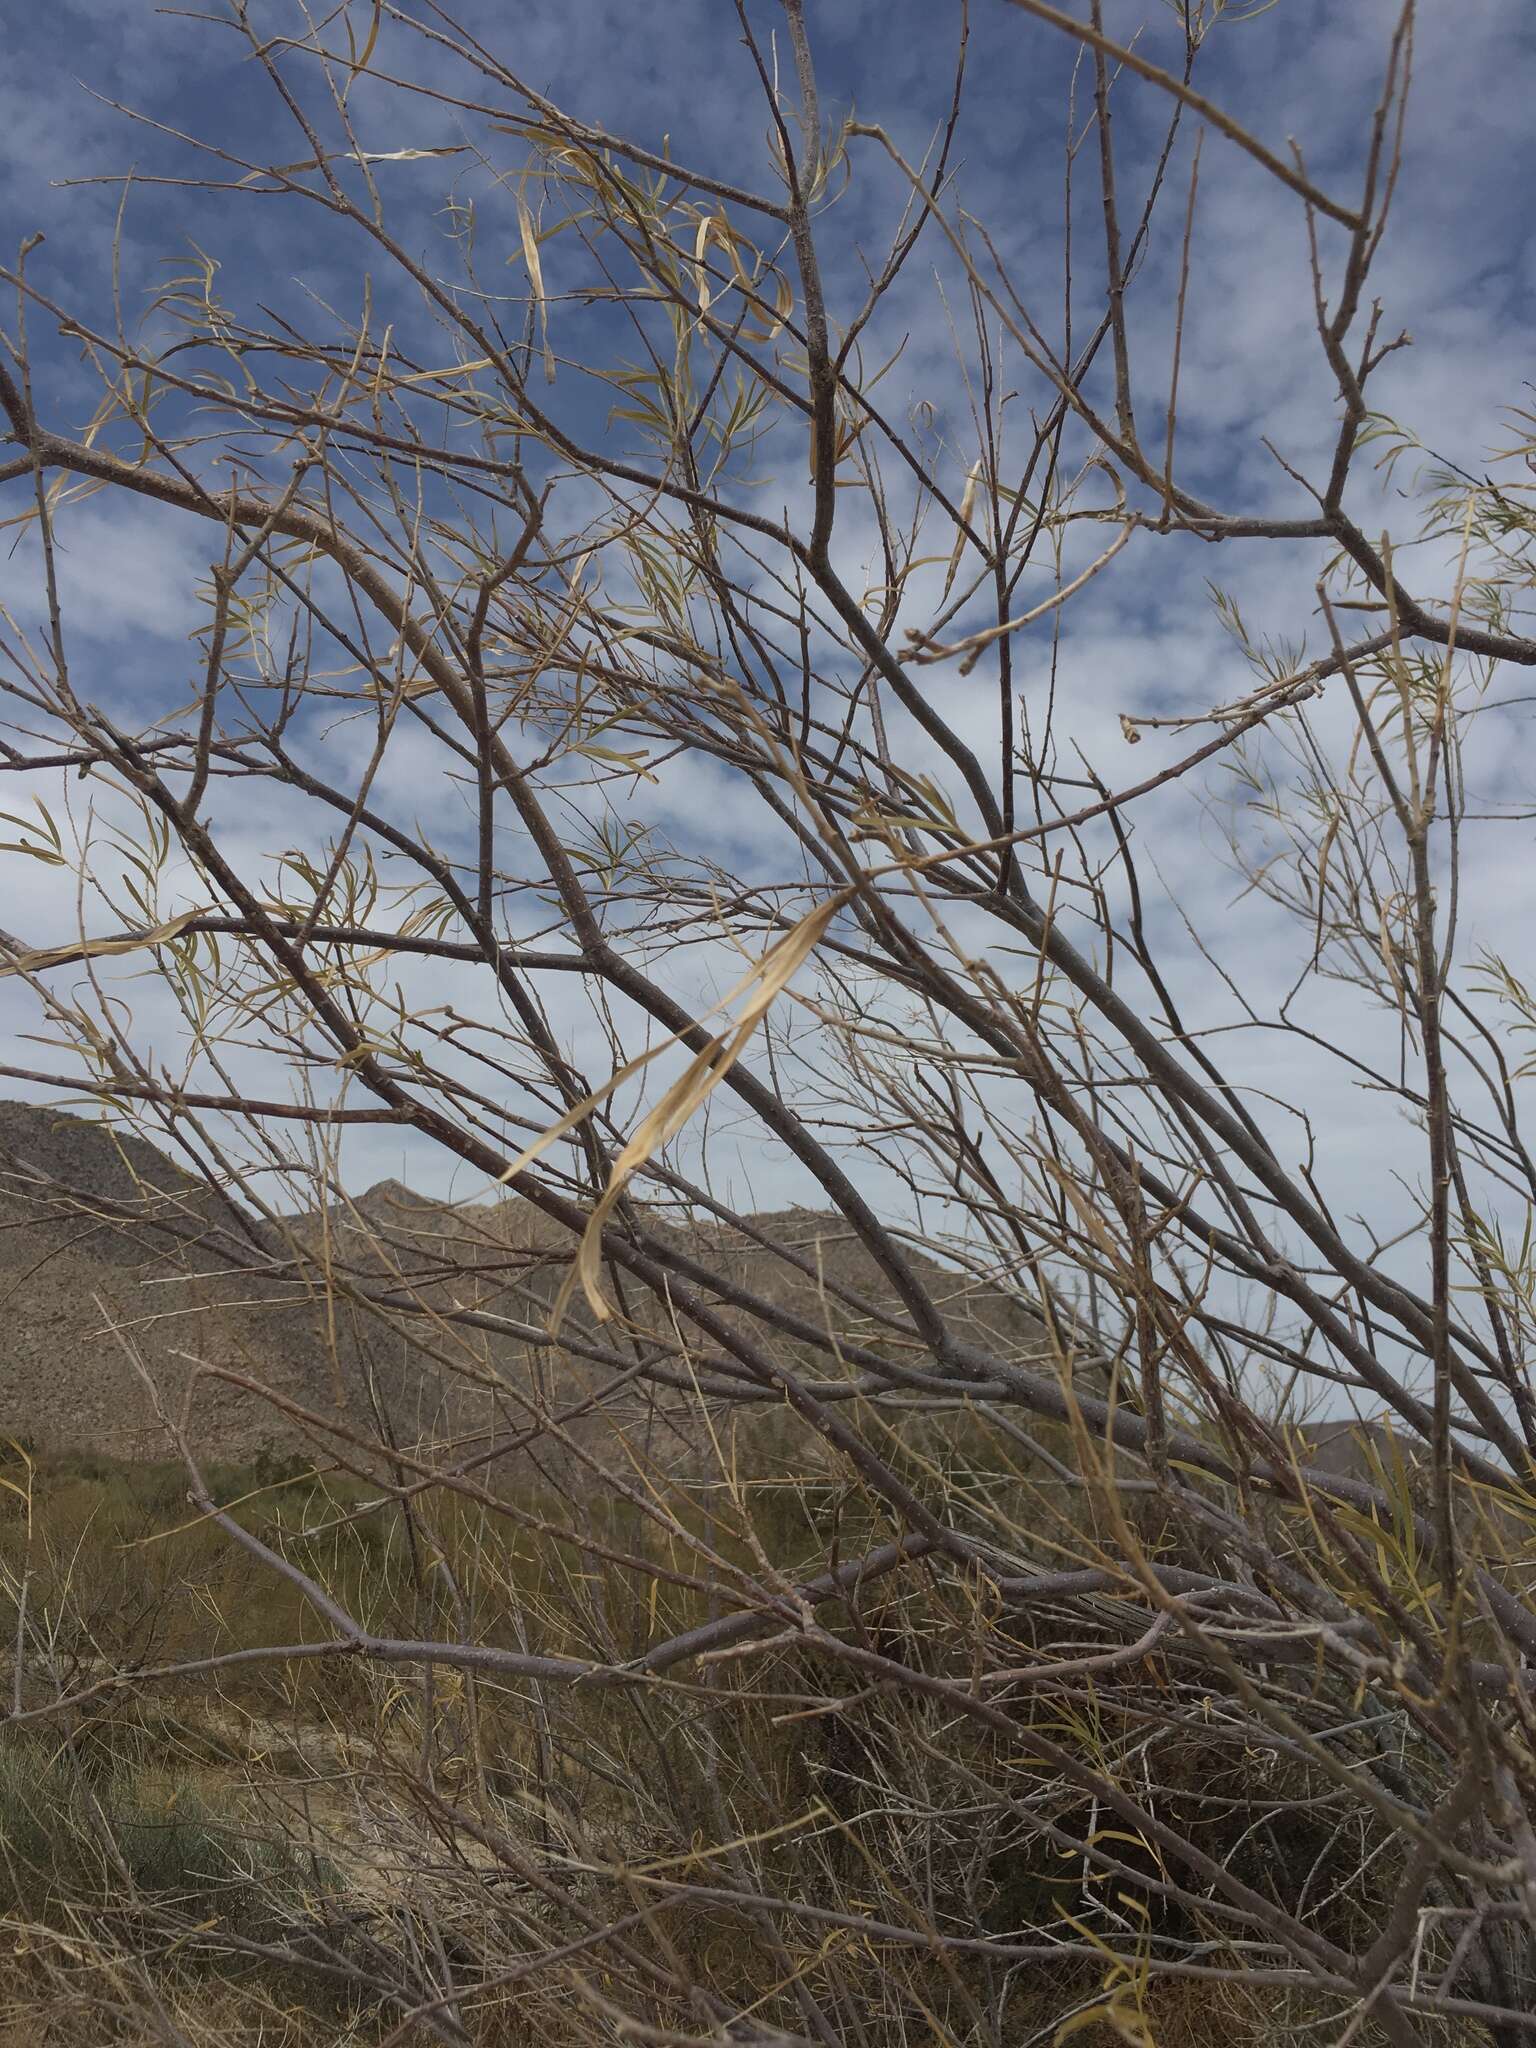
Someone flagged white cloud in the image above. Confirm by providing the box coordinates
[0,500,209,650]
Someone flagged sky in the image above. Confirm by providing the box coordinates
[1,0,1534,1367]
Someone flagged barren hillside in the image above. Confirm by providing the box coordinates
[0,1101,1054,1467]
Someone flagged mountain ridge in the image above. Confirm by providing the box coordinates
[0,1100,1053,1468]
[0,1099,1405,1492]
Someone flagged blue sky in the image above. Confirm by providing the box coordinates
[2,0,1534,1333]
[10,2,1531,471]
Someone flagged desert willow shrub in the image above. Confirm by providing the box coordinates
[0,0,1534,2040]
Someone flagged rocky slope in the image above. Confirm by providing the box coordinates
[0,1100,1054,1468]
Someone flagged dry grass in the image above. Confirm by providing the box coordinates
[0,1441,1457,2045]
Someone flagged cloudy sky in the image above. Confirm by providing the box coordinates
[1,0,1533,1320]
